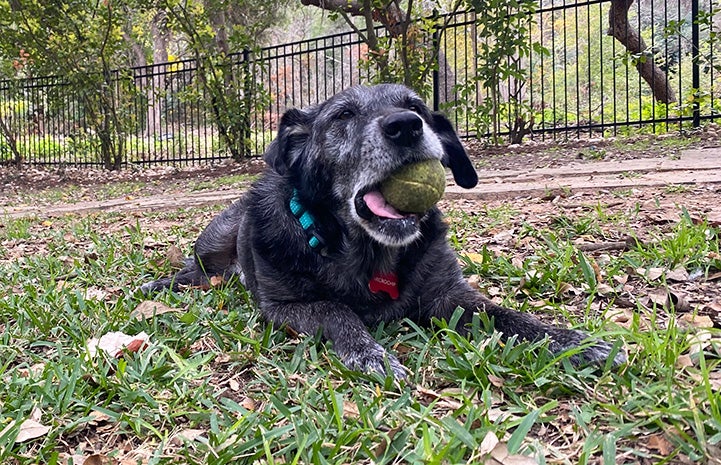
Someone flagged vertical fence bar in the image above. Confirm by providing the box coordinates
[432,26,440,112]
[692,0,701,128]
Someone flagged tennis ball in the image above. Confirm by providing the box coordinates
[380,159,446,213]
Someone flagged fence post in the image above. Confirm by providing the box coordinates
[692,0,700,128]
[242,48,253,158]
[432,19,440,112]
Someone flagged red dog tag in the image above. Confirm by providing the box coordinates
[369,271,399,300]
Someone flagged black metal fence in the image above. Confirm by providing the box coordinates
[0,0,718,168]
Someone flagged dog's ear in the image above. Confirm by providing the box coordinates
[431,112,478,189]
[264,108,312,175]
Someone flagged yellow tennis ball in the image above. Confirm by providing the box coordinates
[380,159,446,213]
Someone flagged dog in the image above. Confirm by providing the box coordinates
[140,84,626,379]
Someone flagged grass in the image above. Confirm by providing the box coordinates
[1,187,720,464]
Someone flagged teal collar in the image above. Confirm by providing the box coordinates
[289,189,325,250]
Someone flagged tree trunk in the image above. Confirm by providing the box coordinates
[0,116,22,167]
[607,0,676,103]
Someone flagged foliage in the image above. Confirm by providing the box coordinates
[0,0,135,168]
[444,0,541,144]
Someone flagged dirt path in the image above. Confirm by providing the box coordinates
[2,148,721,219]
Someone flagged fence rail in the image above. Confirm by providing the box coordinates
[0,0,718,168]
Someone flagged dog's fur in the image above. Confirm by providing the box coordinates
[141,84,625,378]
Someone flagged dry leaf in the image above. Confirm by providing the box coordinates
[240,396,257,411]
[666,267,690,282]
[166,245,186,269]
[646,433,673,456]
[15,418,51,443]
[488,442,538,465]
[170,428,206,446]
[687,330,714,356]
[708,371,721,391]
[596,283,615,296]
[85,288,109,301]
[88,410,112,424]
[342,401,360,419]
[679,314,714,329]
[647,290,691,312]
[209,275,225,287]
[465,253,485,263]
[229,378,240,391]
[60,454,87,465]
[17,363,45,378]
[675,354,694,369]
[87,331,150,358]
[487,407,518,423]
[83,454,113,465]
[373,426,401,458]
[479,431,500,456]
[468,274,482,290]
[488,374,505,388]
[130,300,180,320]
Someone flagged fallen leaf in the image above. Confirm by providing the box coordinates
[240,396,257,411]
[686,329,714,356]
[87,331,150,358]
[83,454,113,465]
[60,454,87,465]
[596,283,615,296]
[15,418,51,443]
[488,442,538,464]
[373,426,401,458]
[488,374,505,388]
[130,300,180,320]
[675,354,693,369]
[467,274,482,290]
[646,433,673,456]
[342,401,359,419]
[166,245,186,268]
[646,267,664,280]
[209,275,225,287]
[666,267,690,282]
[708,371,721,391]
[679,314,714,329]
[85,287,108,301]
[88,409,112,425]
[464,253,485,263]
[647,289,692,312]
[479,431,500,456]
[170,428,206,446]
[17,363,45,378]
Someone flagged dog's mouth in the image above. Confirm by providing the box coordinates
[353,187,423,246]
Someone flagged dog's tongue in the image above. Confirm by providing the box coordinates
[363,191,404,219]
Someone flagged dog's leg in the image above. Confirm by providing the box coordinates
[261,301,407,379]
[140,200,246,294]
[426,280,627,367]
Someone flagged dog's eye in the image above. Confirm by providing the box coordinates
[408,104,422,114]
[337,110,355,121]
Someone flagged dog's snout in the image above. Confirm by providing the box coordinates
[381,111,423,147]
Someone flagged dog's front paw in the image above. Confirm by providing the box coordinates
[549,329,627,367]
[336,341,408,380]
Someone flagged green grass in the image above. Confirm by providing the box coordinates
[1,193,720,464]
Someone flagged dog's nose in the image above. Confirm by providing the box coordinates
[381,111,423,147]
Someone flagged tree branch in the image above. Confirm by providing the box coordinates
[607,0,676,103]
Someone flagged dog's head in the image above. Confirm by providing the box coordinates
[264,84,478,247]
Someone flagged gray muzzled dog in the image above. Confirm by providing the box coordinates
[140,84,626,378]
